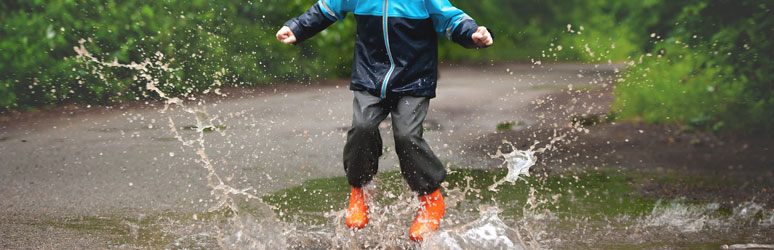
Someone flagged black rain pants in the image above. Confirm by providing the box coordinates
[343,91,446,195]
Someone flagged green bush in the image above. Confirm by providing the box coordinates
[612,0,774,134]
[0,0,356,110]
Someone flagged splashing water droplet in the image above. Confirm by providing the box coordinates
[489,145,537,191]
[422,206,529,250]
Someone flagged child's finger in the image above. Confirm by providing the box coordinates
[480,30,492,45]
[477,26,487,35]
[276,30,287,40]
[282,36,297,44]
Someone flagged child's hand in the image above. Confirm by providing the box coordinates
[471,26,493,47]
[276,26,297,44]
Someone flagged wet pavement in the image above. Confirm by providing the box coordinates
[1,62,699,249]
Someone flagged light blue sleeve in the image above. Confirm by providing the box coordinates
[318,0,357,21]
[424,0,473,40]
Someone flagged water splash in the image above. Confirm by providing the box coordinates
[733,201,764,220]
[487,132,567,192]
[421,206,533,250]
[642,200,719,233]
[74,39,261,210]
[488,149,536,192]
[74,39,280,248]
[217,213,287,250]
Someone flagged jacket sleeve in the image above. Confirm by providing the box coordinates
[425,0,493,49]
[283,0,354,44]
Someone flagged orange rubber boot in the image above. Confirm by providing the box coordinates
[345,186,369,229]
[409,189,445,241]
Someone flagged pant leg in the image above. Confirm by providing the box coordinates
[390,96,446,195]
[343,91,390,188]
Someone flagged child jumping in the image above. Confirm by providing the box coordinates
[276,0,493,241]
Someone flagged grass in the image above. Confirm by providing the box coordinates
[181,124,227,132]
[571,114,601,126]
[496,121,526,131]
[611,42,774,135]
[262,176,350,224]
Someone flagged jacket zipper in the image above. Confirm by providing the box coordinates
[380,0,395,99]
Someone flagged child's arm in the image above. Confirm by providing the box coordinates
[426,0,493,48]
[276,0,354,44]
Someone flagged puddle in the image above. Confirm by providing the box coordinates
[262,168,774,249]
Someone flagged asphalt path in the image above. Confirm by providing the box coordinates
[0,63,617,247]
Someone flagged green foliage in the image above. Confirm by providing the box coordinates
[612,0,774,134]
[0,0,355,110]
[0,0,656,111]
[441,0,661,62]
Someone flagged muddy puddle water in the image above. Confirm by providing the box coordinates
[71,40,773,249]
[262,165,774,249]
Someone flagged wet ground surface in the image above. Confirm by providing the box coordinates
[1,63,772,249]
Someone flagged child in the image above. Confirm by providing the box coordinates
[277,0,492,241]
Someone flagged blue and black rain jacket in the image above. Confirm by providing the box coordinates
[284,0,492,99]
